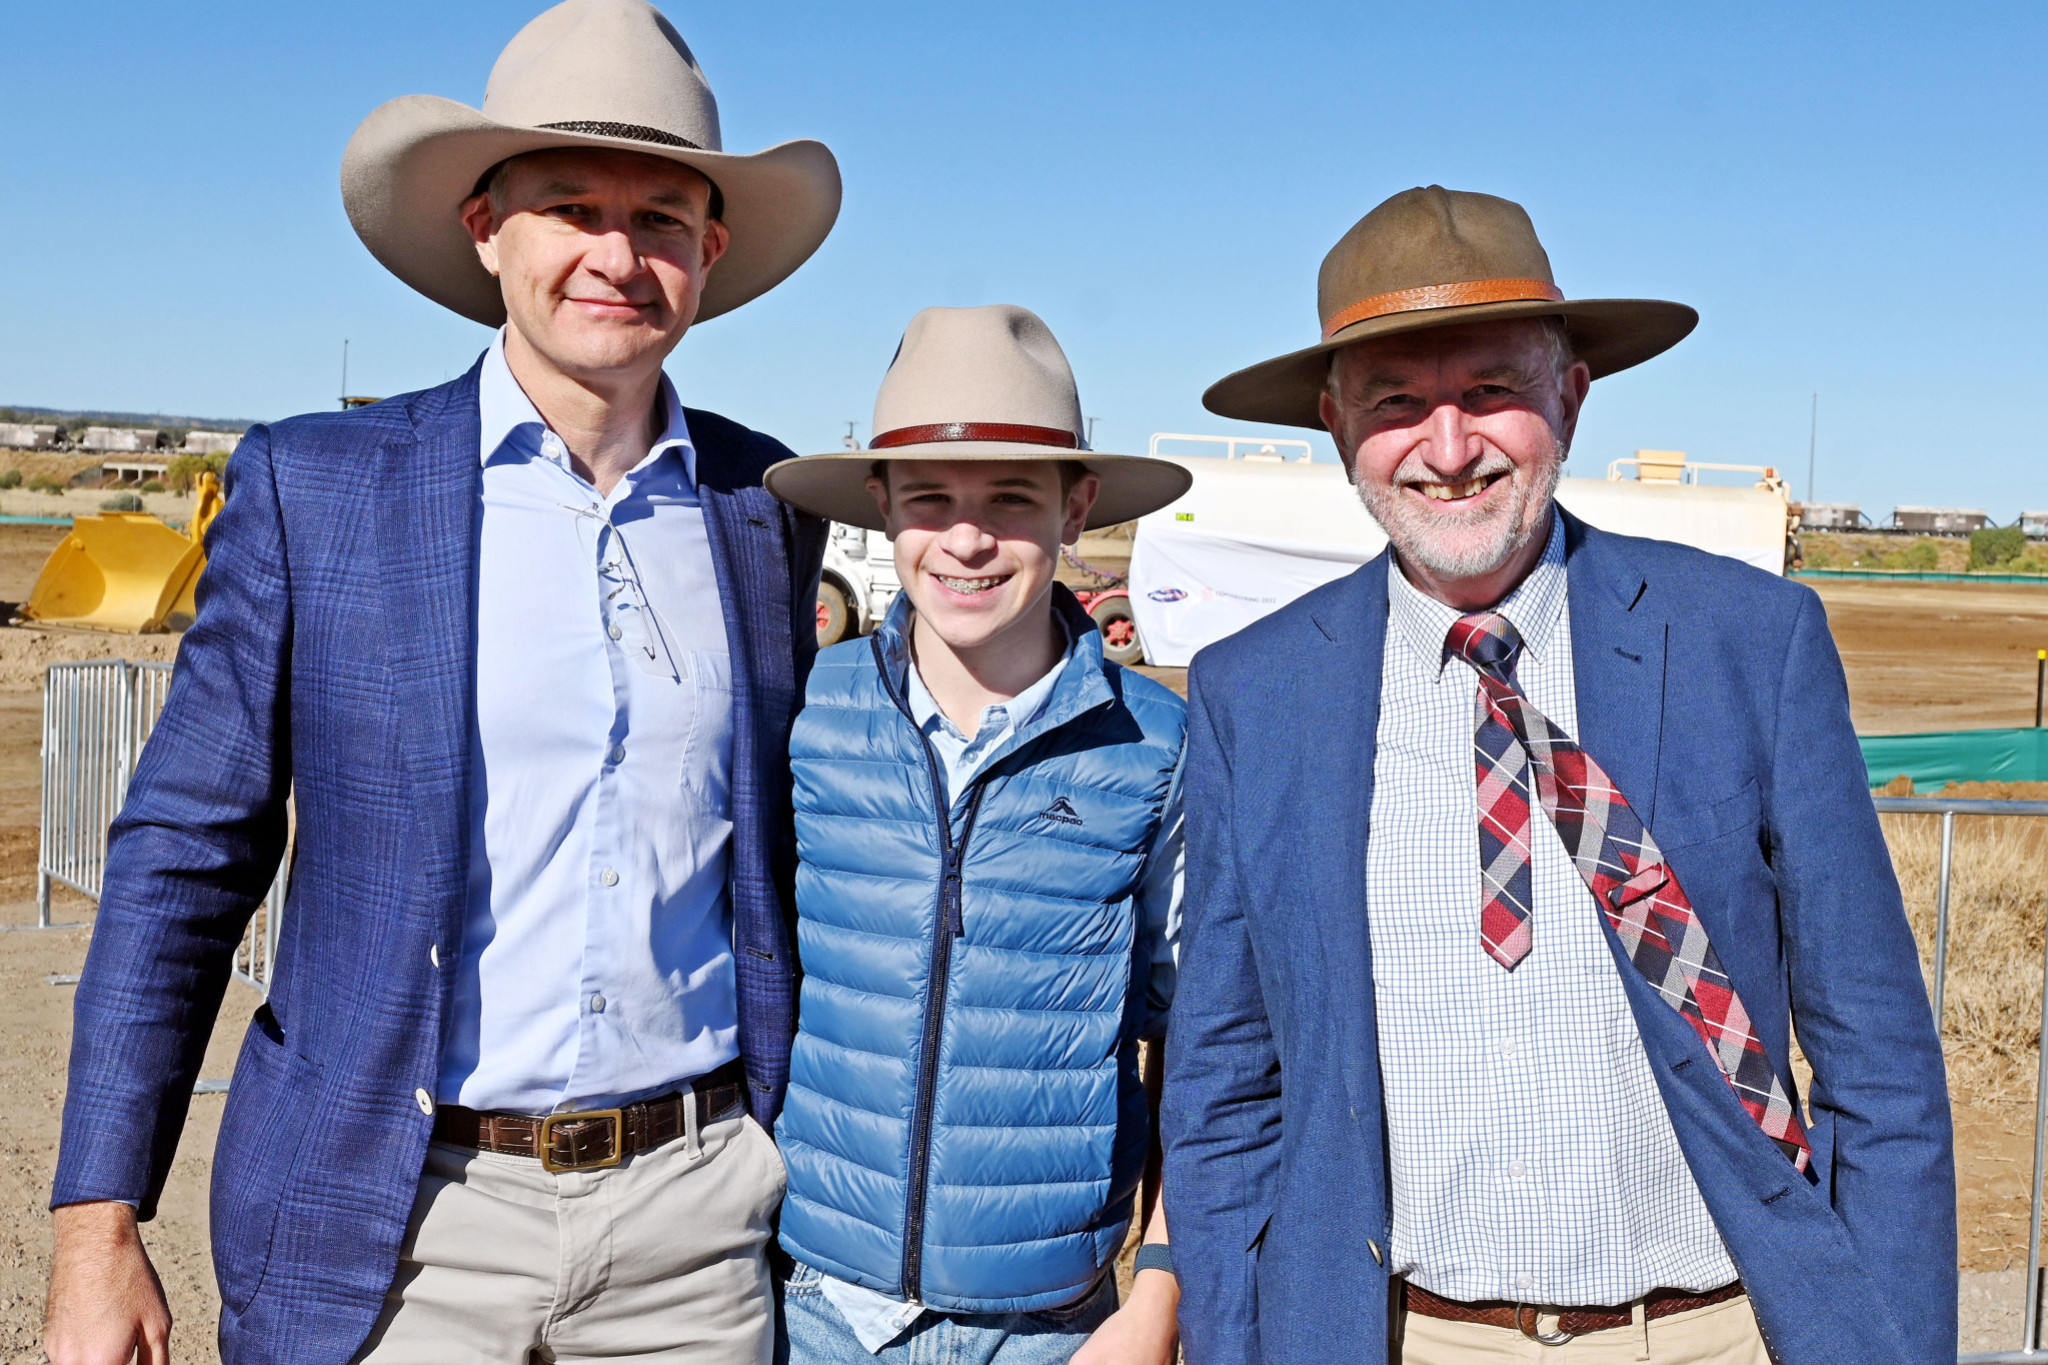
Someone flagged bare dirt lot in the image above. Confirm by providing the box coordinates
[0,527,2044,1357]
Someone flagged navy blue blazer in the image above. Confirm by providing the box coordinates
[51,364,826,1364]
[1162,512,1954,1365]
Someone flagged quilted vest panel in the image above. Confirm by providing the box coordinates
[775,599,1185,1313]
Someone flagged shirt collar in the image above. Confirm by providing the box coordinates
[477,328,697,486]
[1386,511,1569,678]
[906,612,1075,744]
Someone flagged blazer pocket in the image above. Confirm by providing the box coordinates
[1652,778,1761,852]
[209,1008,322,1314]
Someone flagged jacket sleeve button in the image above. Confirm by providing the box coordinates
[415,1088,435,1115]
[1367,1239,1383,1265]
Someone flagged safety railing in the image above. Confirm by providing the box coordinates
[1876,795,2048,1364]
[36,659,287,994]
[1147,432,1316,463]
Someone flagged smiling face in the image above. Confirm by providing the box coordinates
[460,147,730,388]
[869,460,1099,664]
[1318,317,1591,610]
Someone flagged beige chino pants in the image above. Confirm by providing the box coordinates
[1399,1292,1772,1364]
[352,1108,786,1365]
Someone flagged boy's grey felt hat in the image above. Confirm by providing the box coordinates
[341,0,841,326]
[764,305,1193,532]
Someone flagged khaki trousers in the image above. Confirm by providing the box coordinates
[353,1108,786,1365]
[1399,1292,1772,1364]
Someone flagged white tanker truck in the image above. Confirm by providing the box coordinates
[1123,437,1797,668]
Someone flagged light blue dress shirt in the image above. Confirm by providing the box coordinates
[435,332,739,1115]
[820,625,1185,1350]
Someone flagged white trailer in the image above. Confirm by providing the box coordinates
[1128,438,1793,668]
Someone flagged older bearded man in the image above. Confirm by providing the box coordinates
[1162,187,1954,1364]
[44,3,837,1362]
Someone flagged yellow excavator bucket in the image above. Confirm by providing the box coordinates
[21,471,225,634]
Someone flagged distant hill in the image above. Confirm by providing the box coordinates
[0,404,256,435]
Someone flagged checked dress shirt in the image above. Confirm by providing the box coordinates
[1365,516,1740,1306]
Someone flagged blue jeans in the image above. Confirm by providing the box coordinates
[777,1261,1118,1364]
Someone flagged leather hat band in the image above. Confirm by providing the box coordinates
[869,422,1082,450]
[1321,278,1566,340]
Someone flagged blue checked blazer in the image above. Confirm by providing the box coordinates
[50,363,826,1364]
[1162,512,1955,1365]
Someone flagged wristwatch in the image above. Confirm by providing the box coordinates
[1133,1242,1175,1278]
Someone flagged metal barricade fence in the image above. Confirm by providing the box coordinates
[1878,795,2048,1365]
[36,659,287,993]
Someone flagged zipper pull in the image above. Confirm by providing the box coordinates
[943,872,964,937]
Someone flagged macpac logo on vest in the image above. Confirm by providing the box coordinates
[1037,797,1084,826]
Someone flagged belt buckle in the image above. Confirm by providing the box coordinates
[538,1107,624,1173]
[1513,1304,1575,1347]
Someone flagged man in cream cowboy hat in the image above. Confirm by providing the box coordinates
[46,3,837,1362]
[1163,187,1953,1364]
[765,306,1192,1363]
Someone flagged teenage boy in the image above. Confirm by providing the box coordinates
[762,305,1195,1364]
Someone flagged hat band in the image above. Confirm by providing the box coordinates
[870,421,1081,450]
[538,120,705,151]
[1321,278,1565,340]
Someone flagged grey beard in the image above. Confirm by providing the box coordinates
[1354,451,1563,582]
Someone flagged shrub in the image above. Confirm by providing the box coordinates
[28,474,64,495]
[0,468,22,490]
[138,479,164,493]
[99,492,144,512]
[165,451,228,493]
[1970,525,2028,570]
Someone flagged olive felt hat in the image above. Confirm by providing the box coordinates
[341,0,841,328]
[764,304,1193,533]
[1203,186,1698,429]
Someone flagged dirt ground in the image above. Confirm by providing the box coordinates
[1,525,2046,1356]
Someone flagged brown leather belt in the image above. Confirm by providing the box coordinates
[433,1059,748,1173]
[1404,1279,1745,1344]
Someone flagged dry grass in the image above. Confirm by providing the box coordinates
[1881,786,2048,1108]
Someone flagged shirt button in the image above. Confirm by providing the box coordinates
[1500,1040,1517,1058]
[600,868,619,888]
[608,623,623,641]
[1516,1274,1534,1293]
[1507,1159,1527,1179]
[591,993,606,1014]
[607,744,626,764]
[415,1088,435,1115]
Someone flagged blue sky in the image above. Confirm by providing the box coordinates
[3,2,2042,517]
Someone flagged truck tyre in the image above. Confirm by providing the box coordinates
[817,579,854,647]
[1089,594,1144,666]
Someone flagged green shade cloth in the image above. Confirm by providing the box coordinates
[1795,570,2048,584]
[1859,727,2048,792]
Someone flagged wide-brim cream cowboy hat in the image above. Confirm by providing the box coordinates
[1204,186,1698,429]
[340,0,841,327]
[765,305,1193,533]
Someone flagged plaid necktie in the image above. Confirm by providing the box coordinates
[1446,609,1812,1172]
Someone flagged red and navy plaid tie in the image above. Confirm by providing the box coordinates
[1446,609,1811,1172]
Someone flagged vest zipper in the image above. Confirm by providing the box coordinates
[872,635,993,1303]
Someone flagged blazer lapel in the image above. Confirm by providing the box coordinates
[373,369,482,943]
[690,423,792,795]
[687,414,799,995]
[1302,556,1391,1126]
[1562,510,1667,830]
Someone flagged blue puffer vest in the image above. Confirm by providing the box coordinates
[775,588,1186,1313]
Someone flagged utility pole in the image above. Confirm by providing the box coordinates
[1806,391,1817,504]
[1086,416,1098,448]
[340,340,350,411]
[842,421,859,451]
